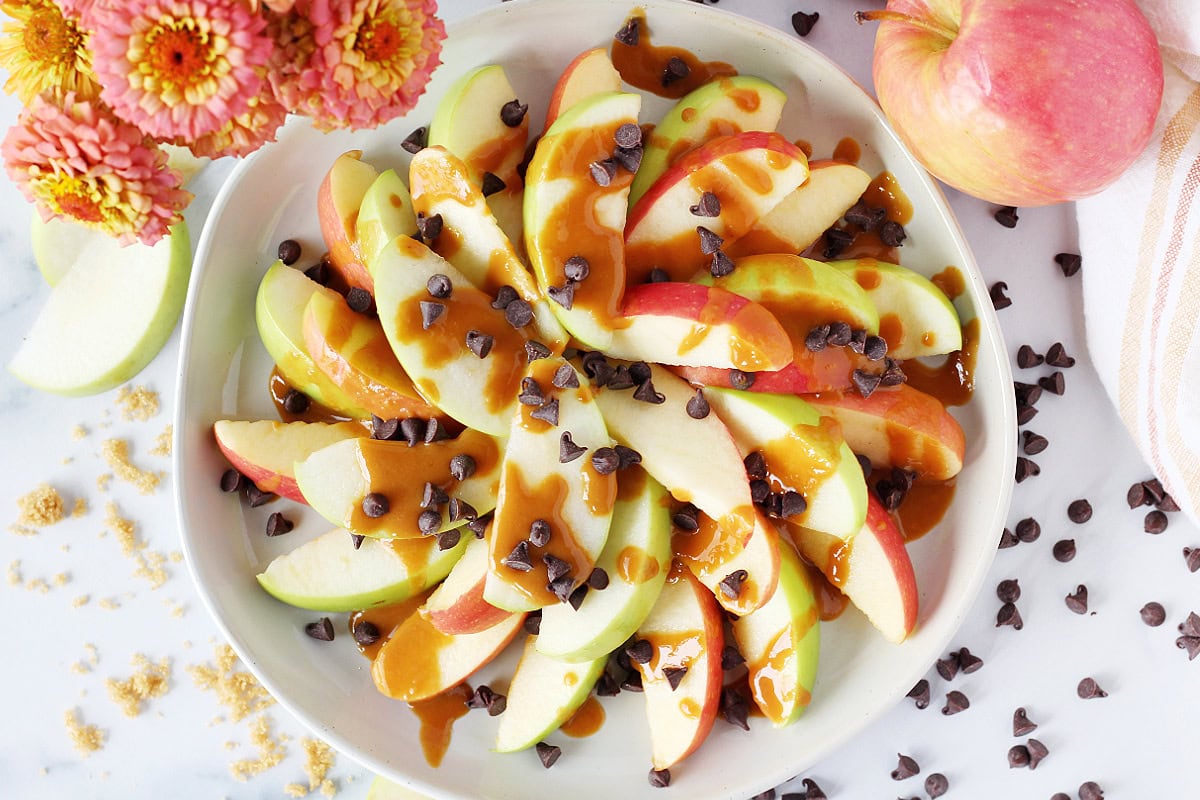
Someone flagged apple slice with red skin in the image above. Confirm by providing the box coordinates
[634,562,725,770]
[425,534,512,635]
[370,601,525,703]
[542,47,622,132]
[790,494,918,643]
[317,150,378,292]
[673,509,781,617]
[804,384,965,481]
[623,131,809,285]
[213,419,366,504]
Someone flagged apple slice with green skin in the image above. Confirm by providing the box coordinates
[629,75,788,207]
[828,258,962,359]
[371,602,525,703]
[408,146,568,353]
[537,466,671,662]
[425,535,512,635]
[494,635,607,753]
[542,47,622,131]
[804,384,965,480]
[674,509,781,616]
[623,132,809,285]
[634,562,725,770]
[727,160,872,258]
[704,387,868,540]
[591,362,756,549]
[294,430,502,539]
[213,419,367,503]
[730,541,820,727]
[484,357,616,613]
[371,234,534,436]
[355,168,418,269]
[523,91,642,350]
[790,494,918,643]
[256,527,468,613]
[317,149,378,292]
[9,221,190,396]
[255,260,373,418]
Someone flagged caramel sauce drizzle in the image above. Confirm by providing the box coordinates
[611,10,738,99]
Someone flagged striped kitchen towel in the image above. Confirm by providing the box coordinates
[1077,0,1200,525]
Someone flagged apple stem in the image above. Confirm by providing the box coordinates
[854,10,957,42]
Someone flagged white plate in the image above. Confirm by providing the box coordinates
[174,1,1016,797]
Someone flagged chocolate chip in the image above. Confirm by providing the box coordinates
[465,330,494,359]
[672,503,700,532]
[1177,635,1200,660]
[614,122,642,149]
[663,666,688,690]
[994,206,1019,227]
[399,417,427,446]
[925,773,949,797]
[523,340,551,364]
[1126,481,1149,508]
[535,742,561,768]
[633,379,665,404]
[305,617,335,641]
[847,327,868,355]
[1179,611,1200,636]
[696,225,724,255]
[547,283,575,309]
[852,369,882,398]
[801,779,827,800]
[416,212,442,241]
[304,259,330,285]
[591,447,621,475]
[648,768,671,788]
[427,273,453,298]
[1026,738,1049,769]
[1052,539,1076,562]
[1012,706,1038,736]
[603,365,635,391]
[1022,431,1049,455]
[996,602,1023,629]
[1079,780,1105,800]
[907,679,930,709]
[1065,584,1089,614]
[419,300,446,330]
[500,298,535,330]
[843,201,885,231]
[721,645,745,671]
[466,510,492,538]
[625,638,653,664]
[891,753,920,780]
[1076,677,1107,698]
[677,388,711,420]
[559,254,591,283]
[220,468,245,493]
[1055,252,1082,277]
[999,528,1018,548]
[1145,510,1169,534]
[1016,406,1038,425]
[567,583,589,610]
[936,652,960,681]
[710,250,736,277]
[424,418,451,444]
[661,56,690,87]
[863,334,888,361]
[822,227,854,259]
[265,512,293,537]
[690,191,721,217]
[1014,380,1042,407]
[448,498,476,523]
[523,610,541,636]
[559,432,587,462]
[791,10,819,36]
[243,484,275,508]
[1016,344,1044,368]
[879,220,907,247]
[467,684,507,715]
[1185,548,1200,573]
[280,387,310,416]
[1158,493,1181,512]
[1067,499,1093,523]
[997,578,1021,603]
[442,455,474,484]
[1039,371,1066,395]
[629,361,653,384]
[277,239,302,266]
[349,533,365,550]
[942,689,970,715]
[1007,744,1030,768]
[1045,342,1075,368]
[542,555,571,585]
[1015,456,1040,483]
[361,492,389,518]
[719,569,748,600]
[401,126,427,153]
[351,619,380,647]
[1014,518,1039,543]
[620,670,643,693]
[529,398,559,426]
[613,144,643,173]
[990,281,1012,309]
[416,509,441,535]
[500,98,528,128]
[587,567,609,590]
[589,158,618,186]
[1051,795,1071,800]
[1140,601,1166,626]
[502,540,533,572]
[779,491,807,518]
[614,17,639,46]
[614,445,641,469]
[517,377,545,407]
[421,481,449,509]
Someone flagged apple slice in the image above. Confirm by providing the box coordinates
[356,168,418,268]
[9,221,190,396]
[425,535,512,635]
[790,495,918,643]
[703,387,868,540]
[213,419,367,503]
[828,258,962,359]
[591,362,756,548]
[673,349,863,396]
[730,541,820,727]
[407,146,568,352]
[317,150,378,292]
[494,635,607,753]
[484,357,616,613]
[256,527,468,613]
[605,281,793,372]
[634,563,724,770]
[543,47,622,131]
[674,509,781,616]
[537,467,672,662]
[629,75,788,206]
[371,602,525,703]
[371,235,535,436]
[623,132,809,285]
[804,384,965,480]
[255,260,372,418]
[302,289,444,421]
[727,160,872,258]
[294,430,502,539]
[523,91,642,350]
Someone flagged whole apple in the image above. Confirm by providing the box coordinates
[860,0,1164,206]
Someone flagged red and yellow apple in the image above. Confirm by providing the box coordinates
[213,419,366,503]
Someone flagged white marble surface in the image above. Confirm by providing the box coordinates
[2,1,1198,798]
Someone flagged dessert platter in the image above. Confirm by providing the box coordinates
[173,1,1015,797]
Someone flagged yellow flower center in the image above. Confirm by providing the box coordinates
[356,11,417,65]
[143,18,212,84]
[21,5,83,69]
[43,174,105,224]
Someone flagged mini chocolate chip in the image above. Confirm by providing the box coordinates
[729,370,755,391]
[500,98,528,127]
[277,239,301,265]
[1068,499,1093,523]
[416,212,443,241]
[626,638,653,665]
[352,620,380,646]
[615,445,641,469]
[399,417,426,446]
[605,365,635,390]
[1039,371,1066,395]
[401,126,427,153]
[423,418,450,444]
[743,451,767,480]
[1016,406,1038,425]
[710,250,736,277]
[942,689,970,715]
[1079,781,1104,800]
[349,533,365,550]
[648,768,670,788]
[672,503,700,532]
[446,453,476,482]
[826,321,852,346]
[1055,252,1082,277]
[994,205,1019,227]
[1065,584,1089,614]
[881,358,907,386]
[1077,677,1107,698]
[1015,456,1040,483]
[661,56,690,86]
[490,285,518,311]
[690,191,721,217]
[587,567,609,590]
[563,254,590,282]
[614,122,642,148]
[697,225,724,255]
[567,583,589,610]
[550,363,579,390]
[524,340,551,363]
[925,773,949,797]
[265,512,293,537]
[547,283,575,309]
[779,491,807,518]
[1050,794,1071,800]
[1016,344,1044,368]
[523,519,550,548]
[518,377,545,407]
[1022,431,1049,455]
[721,645,745,671]
[502,540,533,572]
[663,666,688,690]
[243,484,275,507]
[529,398,560,426]
[419,300,446,329]
[544,554,571,584]
[1145,509,1169,534]
[1185,547,1200,573]
[1007,744,1030,768]
[683,388,710,419]
[466,510,492,538]
[1179,611,1200,636]
[907,679,930,709]
[559,432,587,462]
[864,334,888,361]
[628,361,652,384]
[589,158,618,186]
[997,578,1021,603]
[990,281,1013,309]
[848,328,868,354]
[1158,493,1181,512]
[282,388,311,415]
[805,325,830,352]
[304,260,330,285]
[465,330,494,359]
[852,369,882,398]
[822,227,854,259]
[751,478,776,505]
[362,492,389,518]
[791,10,819,36]
[535,742,561,768]
[448,498,477,523]
[1140,601,1166,626]
[1012,706,1038,736]
[614,16,639,45]
[844,201,886,230]
[421,481,449,509]
[1014,380,1042,407]
[613,144,643,173]
[879,220,907,247]
[1026,738,1049,769]
[1053,539,1076,562]
[220,468,245,493]
[305,617,336,641]
[417,509,441,535]
[502,298,534,330]
[801,779,827,800]
[621,670,643,693]
[1177,635,1200,660]
[591,447,621,475]
[719,569,748,600]
[936,652,960,681]
[633,379,665,404]
[1045,341,1075,368]
[523,610,541,636]
[891,753,920,780]
[996,602,1023,629]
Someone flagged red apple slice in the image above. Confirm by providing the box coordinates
[543,47,622,132]
[317,150,378,292]
[673,510,781,616]
[213,419,367,503]
[425,535,512,635]
[673,349,863,395]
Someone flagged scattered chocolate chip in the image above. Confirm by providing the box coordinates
[589,158,618,187]
[844,201,885,231]
[399,417,427,446]
[426,272,452,299]
[243,483,275,508]
[1145,509,1169,534]
[466,511,492,538]
[719,570,748,600]
[863,334,889,361]
[529,398,560,426]
[625,638,653,665]
[1022,431,1049,455]
[1076,677,1107,699]
[349,533,365,550]
[1012,706,1038,736]
[559,432,587,463]
[1179,611,1200,636]
[535,741,561,768]
[925,772,949,797]
[612,142,644,173]
[661,56,690,87]
[791,10,819,36]
[587,567,609,590]
[633,378,666,404]
[614,17,639,46]
[421,481,449,510]
[350,619,381,647]
[276,240,303,268]
[1185,548,1200,573]
[879,220,907,247]
[801,778,827,799]
[490,286,518,311]
[1159,493,1181,512]
[547,282,575,310]
[1007,744,1030,768]
[448,498,476,523]
[1079,780,1105,800]
[467,684,507,716]
[518,377,545,407]
[680,387,711,419]
[672,503,700,532]
[822,227,854,259]
[614,445,641,469]
[281,387,311,415]
[663,666,688,690]
[1177,635,1200,660]
[852,369,882,398]
[996,602,1023,629]
[1039,371,1066,395]
[826,321,852,347]
[1016,344,1044,368]
[942,689,970,715]
[721,645,745,671]
[648,768,671,788]
[361,492,389,518]
[436,528,460,551]
[465,330,494,359]
[994,206,1019,228]
[710,250,736,277]
[778,491,807,518]
[501,298,534,331]
[543,555,571,585]
[609,123,641,150]
[401,126,427,153]
[265,512,293,537]
[690,191,721,217]
[936,652,960,681]
[1140,601,1166,626]
[500,98,528,128]
[989,281,1012,309]
[891,753,920,780]
[1026,738,1049,769]
[591,447,621,476]
[697,225,724,255]
[519,341,550,365]
[1015,517,1040,543]
[424,418,450,444]
[502,540,533,572]
[417,509,441,535]
[556,254,590,284]
[447,453,476,482]
[416,212,442,241]
[304,260,330,285]
[998,528,1019,548]
[907,679,930,709]
[1065,584,1089,614]
[1068,499,1093,523]
[1053,539,1076,562]
[523,610,541,636]
[1015,456,1040,483]
[621,670,643,693]
[1016,406,1038,425]
[305,617,335,641]
[1045,342,1076,368]
[1055,252,1082,277]
[1014,380,1042,407]
[997,578,1021,603]
[419,300,446,330]
[220,468,245,493]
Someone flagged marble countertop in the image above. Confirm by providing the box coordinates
[2,1,1198,798]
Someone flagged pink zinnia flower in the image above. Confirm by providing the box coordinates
[2,92,191,245]
[89,0,274,141]
[181,85,289,159]
[271,0,444,131]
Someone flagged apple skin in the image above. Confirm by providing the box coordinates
[317,150,378,291]
[425,535,513,635]
[866,0,1163,206]
[213,418,367,503]
[543,47,622,131]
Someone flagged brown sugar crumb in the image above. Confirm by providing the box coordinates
[71,594,90,608]
[54,572,70,587]
[302,737,335,792]
[285,784,308,798]
[321,779,337,798]
[96,473,112,493]
[106,654,171,717]
[169,551,184,563]
[101,439,163,495]
[71,497,87,517]
[72,424,89,440]
[150,425,173,456]
[7,560,21,586]
[11,483,68,534]
[26,578,50,594]
[98,597,121,610]
[104,502,144,556]
[133,550,169,589]
[188,644,274,723]
[230,714,286,781]
[116,384,160,421]
[63,708,105,757]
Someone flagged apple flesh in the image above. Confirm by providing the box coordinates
[9,221,190,396]
[425,535,512,635]
[862,0,1163,205]
[356,168,418,269]
[673,510,782,617]
[213,419,366,503]
[543,47,622,131]
[256,526,468,613]
[317,149,378,291]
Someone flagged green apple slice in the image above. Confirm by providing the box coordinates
[356,168,418,268]
[494,635,607,753]
[629,75,788,207]
[256,527,467,612]
[704,387,868,540]
[828,258,962,359]
[9,220,190,396]
[537,467,671,662]
[731,541,820,727]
